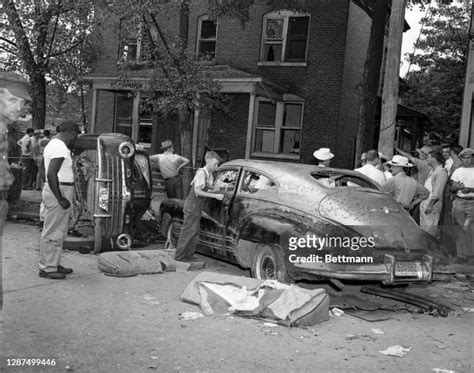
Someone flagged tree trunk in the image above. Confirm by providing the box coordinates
[355,0,388,166]
[378,0,407,158]
[178,109,193,196]
[29,72,47,129]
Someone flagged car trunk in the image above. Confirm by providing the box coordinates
[318,189,430,254]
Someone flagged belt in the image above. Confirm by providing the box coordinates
[164,175,180,181]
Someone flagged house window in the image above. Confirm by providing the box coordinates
[118,19,142,63]
[260,11,310,64]
[252,100,303,156]
[197,16,217,61]
[115,94,133,137]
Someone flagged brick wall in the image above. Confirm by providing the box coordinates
[95,90,115,134]
[189,0,356,167]
[208,94,249,160]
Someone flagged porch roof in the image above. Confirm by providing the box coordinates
[84,64,288,99]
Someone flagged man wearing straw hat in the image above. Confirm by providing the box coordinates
[381,155,429,213]
[150,140,190,199]
[0,70,32,308]
[313,147,334,167]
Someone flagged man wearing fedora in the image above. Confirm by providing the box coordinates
[0,70,32,307]
[150,140,190,199]
[395,145,432,185]
[313,148,334,167]
[382,155,429,214]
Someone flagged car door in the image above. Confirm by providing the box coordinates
[198,167,240,260]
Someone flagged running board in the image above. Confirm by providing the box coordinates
[361,286,454,317]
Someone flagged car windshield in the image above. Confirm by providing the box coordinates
[310,171,377,189]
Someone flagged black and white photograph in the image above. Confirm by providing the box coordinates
[0,0,473,372]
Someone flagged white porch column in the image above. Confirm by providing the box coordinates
[90,88,97,134]
[131,91,140,141]
[245,92,256,160]
[192,109,200,168]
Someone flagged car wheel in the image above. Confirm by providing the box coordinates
[164,219,179,251]
[251,244,290,283]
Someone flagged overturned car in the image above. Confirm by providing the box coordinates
[65,133,152,253]
[160,159,443,284]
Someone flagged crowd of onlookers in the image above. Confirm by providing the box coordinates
[15,127,54,190]
[353,144,473,264]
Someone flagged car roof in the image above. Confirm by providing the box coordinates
[222,159,376,189]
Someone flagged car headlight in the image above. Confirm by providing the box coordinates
[118,141,135,159]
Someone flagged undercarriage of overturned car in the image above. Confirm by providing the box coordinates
[160,159,445,285]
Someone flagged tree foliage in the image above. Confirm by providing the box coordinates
[402,2,471,139]
[0,0,97,128]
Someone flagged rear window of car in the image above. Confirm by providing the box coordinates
[310,172,377,189]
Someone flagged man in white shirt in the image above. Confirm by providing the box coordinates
[354,150,386,185]
[39,121,80,279]
[150,140,190,199]
[450,148,474,263]
[442,144,454,174]
[17,127,36,189]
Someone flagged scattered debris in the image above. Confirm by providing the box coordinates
[432,369,456,373]
[462,307,474,313]
[361,286,454,317]
[330,308,344,316]
[371,328,384,335]
[379,345,411,357]
[179,311,204,320]
[345,310,392,322]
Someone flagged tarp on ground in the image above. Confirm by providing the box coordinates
[181,271,329,327]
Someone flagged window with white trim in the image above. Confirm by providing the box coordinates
[197,16,217,61]
[260,11,310,64]
[252,99,303,156]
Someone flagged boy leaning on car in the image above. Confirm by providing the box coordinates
[174,151,224,263]
[38,121,80,280]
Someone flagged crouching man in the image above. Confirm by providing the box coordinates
[174,151,224,262]
[39,121,80,279]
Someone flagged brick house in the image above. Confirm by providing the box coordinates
[87,0,391,168]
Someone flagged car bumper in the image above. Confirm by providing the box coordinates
[292,254,433,284]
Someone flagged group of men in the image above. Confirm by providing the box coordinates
[353,146,474,263]
[0,70,80,283]
[17,127,52,190]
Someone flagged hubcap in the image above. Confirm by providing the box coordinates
[261,254,276,279]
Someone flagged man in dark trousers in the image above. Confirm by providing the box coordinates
[39,121,80,279]
[0,70,31,309]
[174,151,224,262]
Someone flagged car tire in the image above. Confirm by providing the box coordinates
[251,244,291,283]
[164,218,179,251]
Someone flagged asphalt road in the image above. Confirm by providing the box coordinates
[1,220,473,373]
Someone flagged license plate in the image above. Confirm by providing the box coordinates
[395,262,419,276]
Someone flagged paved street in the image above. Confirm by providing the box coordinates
[1,220,473,373]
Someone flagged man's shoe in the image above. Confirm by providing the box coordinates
[39,270,65,279]
[57,265,73,274]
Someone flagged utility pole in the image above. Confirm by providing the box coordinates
[378,0,407,158]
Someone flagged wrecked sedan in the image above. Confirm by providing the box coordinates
[65,133,152,253]
[160,159,441,284]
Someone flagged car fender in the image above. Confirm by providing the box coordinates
[235,209,321,268]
